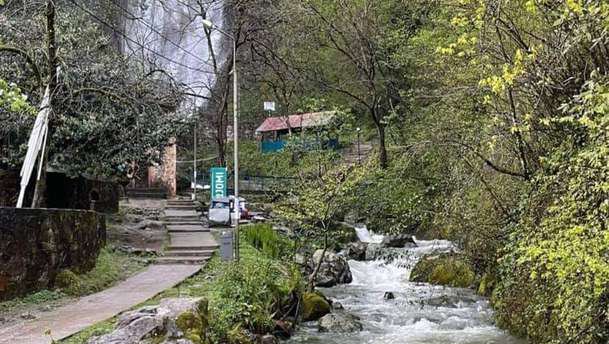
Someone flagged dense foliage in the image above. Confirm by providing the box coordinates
[0,0,186,178]
[258,1,609,343]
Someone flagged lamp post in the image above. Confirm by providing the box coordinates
[203,19,240,261]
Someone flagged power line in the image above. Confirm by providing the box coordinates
[68,0,218,75]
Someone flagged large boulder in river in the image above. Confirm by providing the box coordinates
[410,253,475,288]
[87,298,208,344]
[343,242,368,261]
[380,234,416,248]
[308,250,353,287]
[302,292,331,321]
[318,311,363,333]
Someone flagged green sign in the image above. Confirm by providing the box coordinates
[210,167,228,199]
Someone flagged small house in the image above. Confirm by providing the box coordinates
[254,111,339,153]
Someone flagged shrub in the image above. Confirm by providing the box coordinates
[207,244,302,343]
[241,224,293,259]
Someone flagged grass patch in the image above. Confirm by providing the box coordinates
[58,319,117,344]
[55,246,149,297]
[0,289,66,314]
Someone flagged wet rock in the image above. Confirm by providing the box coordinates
[293,253,307,266]
[274,320,294,338]
[384,292,395,300]
[260,334,278,344]
[318,312,363,333]
[424,295,462,308]
[87,298,208,344]
[20,312,36,320]
[332,301,344,310]
[343,242,368,261]
[308,250,352,287]
[380,234,416,248]
[302,292,331,321]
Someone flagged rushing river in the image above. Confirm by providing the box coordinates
[288,226,526,344]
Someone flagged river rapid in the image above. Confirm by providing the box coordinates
[288,227,526,344]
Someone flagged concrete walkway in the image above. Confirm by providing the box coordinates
[0,199,218,344]
[0,265,201,344]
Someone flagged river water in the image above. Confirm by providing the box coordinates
[288,227,526,344]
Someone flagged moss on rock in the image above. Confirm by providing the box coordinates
[302,292,331,321]
[410,253,475,288]
[54,270,81,296]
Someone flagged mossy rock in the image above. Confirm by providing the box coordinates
[176,311,203,342]
[477,273,496,297]
[302,292,331,321]
[55,270,82,296]
[410,253,475,288]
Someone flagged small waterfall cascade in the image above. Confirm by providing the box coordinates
[124,0,229,106]
[354,223,383,244]
[289,226,526,344]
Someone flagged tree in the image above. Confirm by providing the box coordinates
[0,0,186,181]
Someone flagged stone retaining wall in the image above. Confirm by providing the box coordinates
[0,207,106,300]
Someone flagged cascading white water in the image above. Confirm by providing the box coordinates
[290,226,526,344]
[124,0,228,105]
[354,223,383,244]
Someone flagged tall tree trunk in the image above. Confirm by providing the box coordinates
[377,122,388,169]
[307,231,328,292]
[32,0,58,208]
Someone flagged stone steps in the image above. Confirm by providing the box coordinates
[168,227,210,233]
[160,200,217,266]
[155,256,211,265]
[164,221,204,226]
[167,245,219,251]
[164,250,215,257]
[163,216,201,221]
[127,188,168,199]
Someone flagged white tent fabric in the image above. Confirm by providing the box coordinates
[16,86,51,208]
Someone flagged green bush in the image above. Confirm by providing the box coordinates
[493,78,609,344]
[241,223,294,259]
[206,244,302,343]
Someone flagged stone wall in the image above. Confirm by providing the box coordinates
[46,172,120,213]
[0,207,106,301]
[0,170,120,213]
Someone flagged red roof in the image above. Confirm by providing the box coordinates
[255,111,335,133]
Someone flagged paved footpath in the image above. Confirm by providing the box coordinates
[0,265,201,344]
[0,199,217,344]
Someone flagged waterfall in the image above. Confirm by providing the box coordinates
[123,0,229,107]
[353,223,383,244]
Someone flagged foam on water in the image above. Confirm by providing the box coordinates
[289,226,526,344]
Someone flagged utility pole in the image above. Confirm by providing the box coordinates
[193,121,197,201]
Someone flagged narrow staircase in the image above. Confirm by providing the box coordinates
[126,187,167,199]
[156,199,219,265]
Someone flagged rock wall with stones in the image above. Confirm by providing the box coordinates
[0,170,119,213]
[0,207,106,301]
[46,172,120,213]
